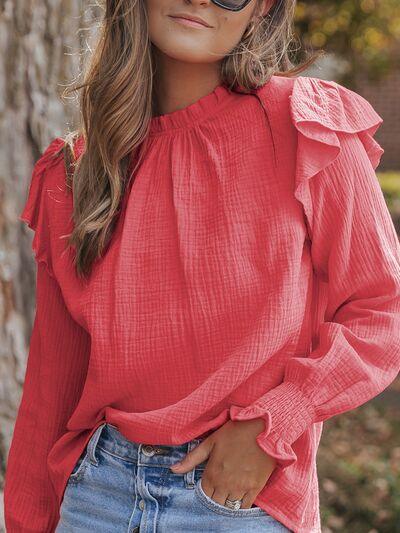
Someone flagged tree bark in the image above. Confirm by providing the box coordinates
[0,1,98,528]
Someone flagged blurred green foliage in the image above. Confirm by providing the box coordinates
[318,393,400,532]
[294,0,400,82]
[378,172,400,234]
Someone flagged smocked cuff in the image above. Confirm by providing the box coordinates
[229,381,315,470]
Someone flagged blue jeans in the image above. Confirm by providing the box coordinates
[56,422,291,532]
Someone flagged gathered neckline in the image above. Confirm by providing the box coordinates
[148,83,240,135]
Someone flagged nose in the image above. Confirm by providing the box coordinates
[185,0,213,8]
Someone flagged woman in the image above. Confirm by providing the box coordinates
[4,0,400,532]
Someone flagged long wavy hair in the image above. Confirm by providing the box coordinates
[58,0,324,279]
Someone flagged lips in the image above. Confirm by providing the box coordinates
[169,13,212,28]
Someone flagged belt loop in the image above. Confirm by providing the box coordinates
[184,439,200,488]
[87,422,107,466]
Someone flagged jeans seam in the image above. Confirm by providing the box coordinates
[96,444,137,464]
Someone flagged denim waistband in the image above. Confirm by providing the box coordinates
[88,423,209,470]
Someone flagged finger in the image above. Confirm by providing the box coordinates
[213,485,245,508]
[199,473,215,499]
[240,488,262,509]
[170,440,212,473]
[208,485,228,506]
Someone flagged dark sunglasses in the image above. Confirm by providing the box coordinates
[211,0,255,11]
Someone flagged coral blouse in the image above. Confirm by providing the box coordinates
[5,74,400,533]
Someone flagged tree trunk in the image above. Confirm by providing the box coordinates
[0,1,98,528]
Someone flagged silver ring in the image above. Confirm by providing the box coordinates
[224,497,243,510]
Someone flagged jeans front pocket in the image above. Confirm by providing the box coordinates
[67,422,107,485]
[194,477,270,518]
[68,448,90,484]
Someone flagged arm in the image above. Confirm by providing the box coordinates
[4,139,91,532]
[230,130,400,469]
[4,261,91,532]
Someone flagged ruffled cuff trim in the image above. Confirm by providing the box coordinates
[229,381,315,470]
[289,76,384,238]
[230,406,298,469]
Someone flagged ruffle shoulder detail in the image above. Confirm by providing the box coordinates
[20,137,67,276]
[289,76,384,238]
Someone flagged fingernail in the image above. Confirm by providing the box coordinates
[170,461,182,469]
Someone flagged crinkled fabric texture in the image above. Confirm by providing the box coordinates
[5,75,400,533]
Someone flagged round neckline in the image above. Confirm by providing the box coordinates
[148,83,237,135]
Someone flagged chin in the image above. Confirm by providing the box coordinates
[153,40,216,64]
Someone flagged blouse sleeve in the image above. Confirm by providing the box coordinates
[229,77,400,470]
[4,140,91,532]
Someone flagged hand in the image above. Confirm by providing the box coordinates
[170,418,277,509]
